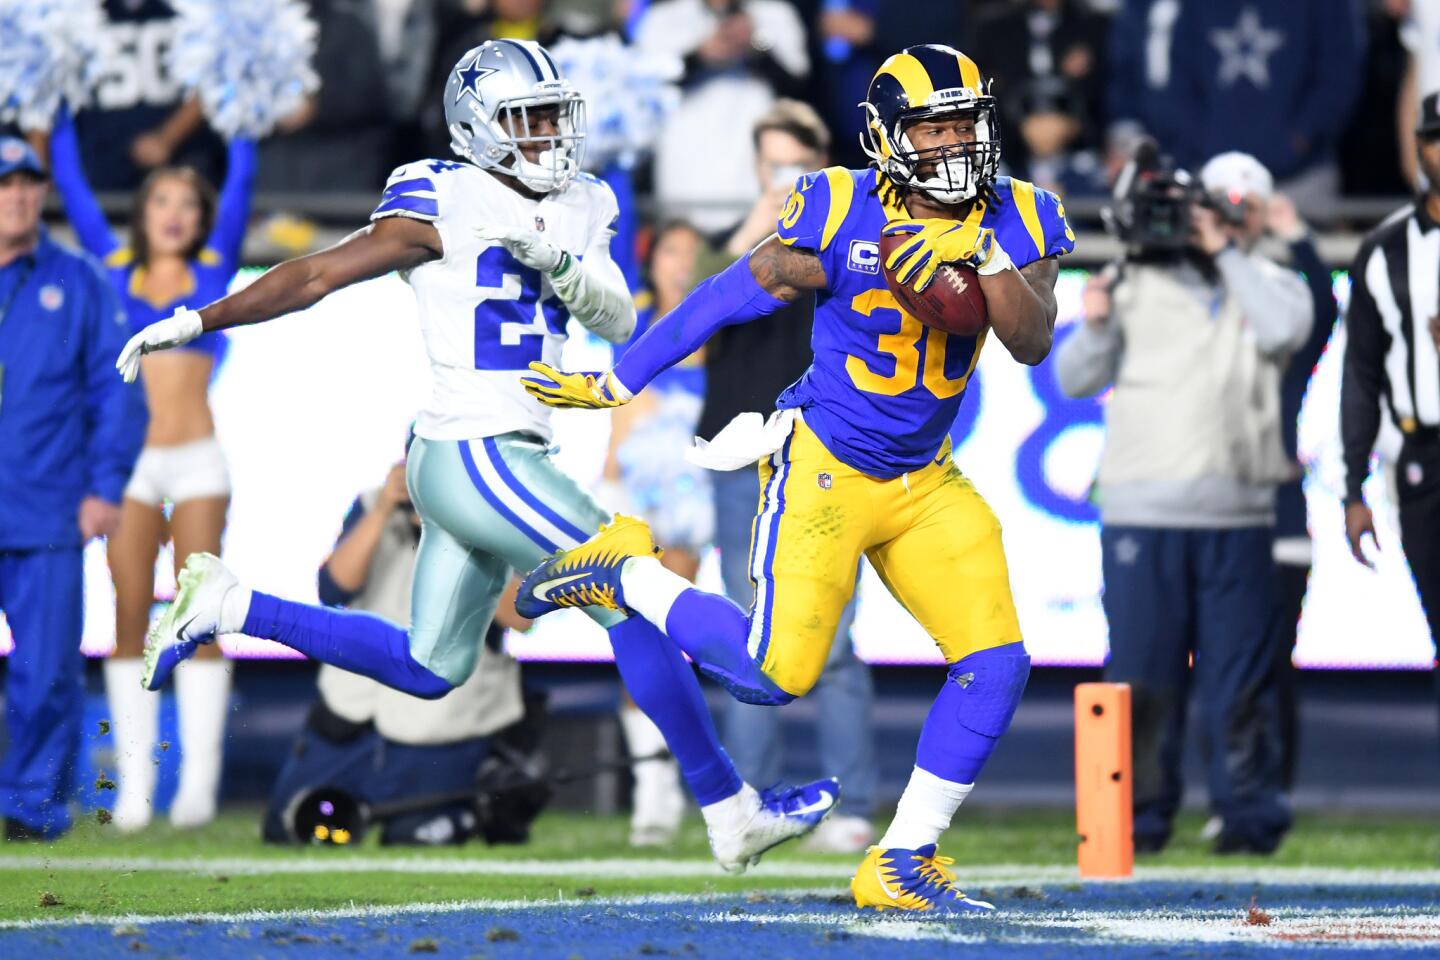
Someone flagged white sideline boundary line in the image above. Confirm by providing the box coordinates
[4,890,1440,950]
[1,855,1439,886]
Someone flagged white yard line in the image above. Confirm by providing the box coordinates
[1,855,1438,886]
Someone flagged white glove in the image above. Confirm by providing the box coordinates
[474,225,565,274]
[116,307,204,383]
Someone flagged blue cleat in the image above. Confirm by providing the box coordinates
[142,552,237,690]
[516,515,659,619]
[708,777,841,874]
[851,843,996,913]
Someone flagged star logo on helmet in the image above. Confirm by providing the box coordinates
[454,54,497,105]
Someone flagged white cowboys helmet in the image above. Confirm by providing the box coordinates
[443,39,587,194]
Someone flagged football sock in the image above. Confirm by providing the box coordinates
[621,557,791,705]
[880,642,1031,850]
[607,616,743,806]
[102,657,158,832]
[242,592,453,699]
[218,582,253,635]
[878,766,973,850]
[701,782,760,836]
[170,658,233,828]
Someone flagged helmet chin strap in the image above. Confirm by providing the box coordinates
[510,147,576,193]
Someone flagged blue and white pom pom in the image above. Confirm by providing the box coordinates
[167,0,319,140]
[550,35,681,172]
[0,0,107,131]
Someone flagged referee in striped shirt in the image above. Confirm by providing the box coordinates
[1342,92,1440,659]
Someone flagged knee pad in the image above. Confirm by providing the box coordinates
[949,645,1031,739]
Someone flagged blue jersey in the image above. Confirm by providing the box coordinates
[774,168,1073,479]
[49,109,255,364]
[0,232,148,548]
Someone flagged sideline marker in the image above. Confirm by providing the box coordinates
[1074,682,1133,878]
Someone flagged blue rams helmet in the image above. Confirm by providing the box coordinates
[443,39,587,193]
[860,44,1000,205]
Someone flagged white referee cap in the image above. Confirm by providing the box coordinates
[1200,151,1273,202]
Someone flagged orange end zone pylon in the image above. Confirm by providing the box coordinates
[1074,682,1134,878]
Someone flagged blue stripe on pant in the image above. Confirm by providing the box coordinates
[0,547,84,837]
[1100,525,1291,849]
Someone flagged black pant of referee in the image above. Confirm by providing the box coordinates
[1342,92,1440,729]
[1396,432,1440,651]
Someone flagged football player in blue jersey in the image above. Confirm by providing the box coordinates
[519,44,1074,913]
[116,38,838,871]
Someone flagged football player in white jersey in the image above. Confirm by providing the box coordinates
[116,39,838,868]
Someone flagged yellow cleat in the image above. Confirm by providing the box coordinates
[516,515,661,618]
[851,843,996,914]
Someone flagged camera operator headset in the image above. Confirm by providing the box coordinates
[1054,143,1312,855]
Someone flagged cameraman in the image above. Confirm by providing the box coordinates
[1056,150,1312,855]
[264,456,536,846]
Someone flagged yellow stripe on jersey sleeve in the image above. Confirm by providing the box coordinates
[819,168,855,251]
[1008,178,1046,260]
[104,247,134,268]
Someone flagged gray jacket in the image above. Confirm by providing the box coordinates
[1056,248,1312,528]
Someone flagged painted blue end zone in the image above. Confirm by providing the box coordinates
[5,882,1439,959]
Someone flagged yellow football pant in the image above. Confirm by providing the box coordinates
[747,417,1023,698]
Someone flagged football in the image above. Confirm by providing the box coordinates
[878,230,989,336]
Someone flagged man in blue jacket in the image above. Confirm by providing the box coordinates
[0,137,147,840]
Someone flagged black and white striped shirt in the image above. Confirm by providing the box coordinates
[1342,201,1440,502]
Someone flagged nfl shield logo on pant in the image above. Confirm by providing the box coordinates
[817,472,832,490]
[535,216,546,232]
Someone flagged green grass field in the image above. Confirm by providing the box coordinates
[2,807,1435,924]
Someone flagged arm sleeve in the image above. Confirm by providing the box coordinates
[1214,248,1314,358]
[611,252,789,394]
[48,108,119,261]
[208,137,258,270]
[1340,245,1388,504]
[317,497,367,607]
[81,268,148,502]
[548,183,636,344]
[1054,320,1124,399]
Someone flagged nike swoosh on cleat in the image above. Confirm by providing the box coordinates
[874,862,902,901]
[176,614,201,643]
[532,573,589,601]
[934,454,948,467]
[789,790,834,817]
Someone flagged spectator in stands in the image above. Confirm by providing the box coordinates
[973,0,1109,183]
[700,101,878,853]
[1056,149,1310,855]
[637,0,810,234]
[1400,0,1440,188]
[1152,0,1365,205]
[1009,76,1109,197]
[261,0,434,194]
[47,107,257,832]
[0,138,147,841]
[603,220,713,847]
[1105,0,1181,183]
[264,455,538,846]
[77,0,224,190]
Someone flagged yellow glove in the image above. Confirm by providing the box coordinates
[882,218,991,292]
[520,362,633,409]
